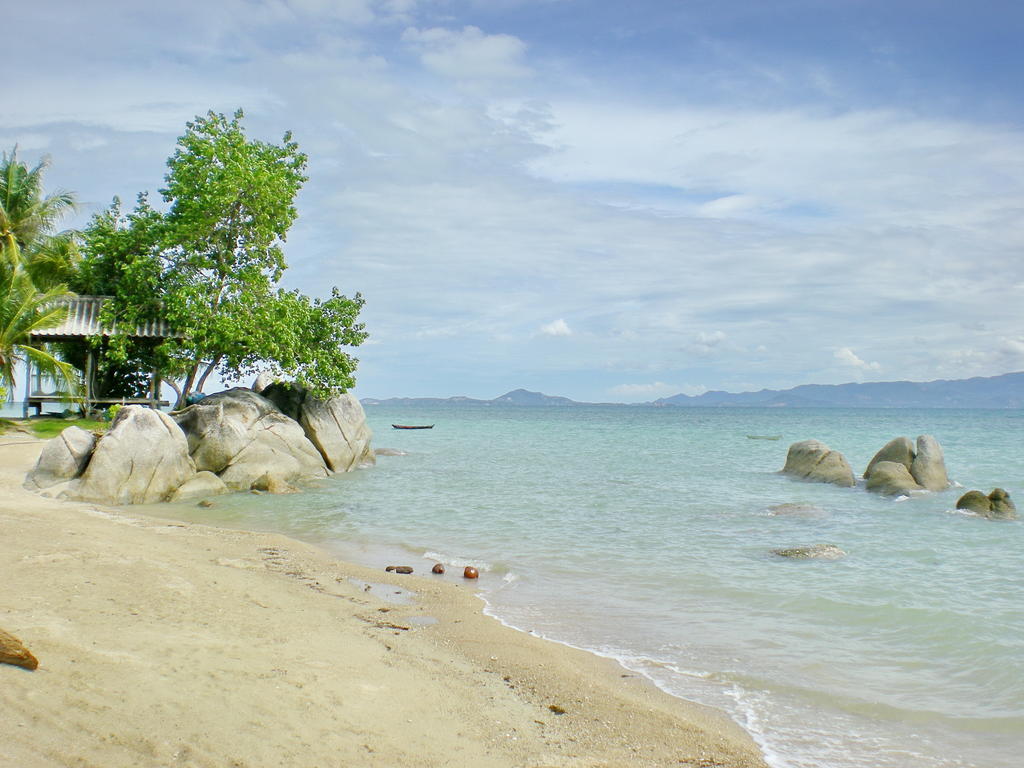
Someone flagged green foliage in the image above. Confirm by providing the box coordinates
[28,417,106,439]
[77,109,367,405]
[68,195,166,399]
[105,403,122,421]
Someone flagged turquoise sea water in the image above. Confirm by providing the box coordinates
[158,405,1022,768]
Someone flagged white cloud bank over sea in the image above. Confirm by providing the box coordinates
[6,0,1024,401]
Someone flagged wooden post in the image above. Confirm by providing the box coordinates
[22,358,32,418]
[84,350,94,416]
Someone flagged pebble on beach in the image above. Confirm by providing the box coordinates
[431,563,445,574]
[463,566,479,579]
[385,565,414,574]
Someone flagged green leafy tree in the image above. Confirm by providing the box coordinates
[0,264,79,401]
[81,110,367,407]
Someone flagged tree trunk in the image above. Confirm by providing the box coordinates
[195,356,222,394]
[176,362,200,409]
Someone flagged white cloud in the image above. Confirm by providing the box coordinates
[7,2,1024,400]
[527,102,1024,231]
[401,25,531,80]
[834,347,881,371]
[539,318,572,337]
[687,330,727,356]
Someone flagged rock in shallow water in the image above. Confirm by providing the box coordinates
[771,543,846,560]
[766,503,827,518]
[864,461,923,496]
[864,437,916,478]
[957,488,1017,520]
[910,435,949,491]
[780,440,855,487]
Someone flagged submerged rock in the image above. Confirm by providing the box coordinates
[781,440,855,487]
[766,503,826,518]
[771,543,846,560]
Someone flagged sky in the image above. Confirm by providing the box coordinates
[7,0,1024,402]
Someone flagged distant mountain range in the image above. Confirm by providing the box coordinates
[362,373,1024,409]
[361,388,586,407]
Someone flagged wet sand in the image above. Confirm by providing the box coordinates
[1,436,767,767]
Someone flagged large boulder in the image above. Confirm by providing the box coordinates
[864,437,915,478]
[262,383,374,472]
[24,425,96,490]
[173,389,270,473]
[72,406,196,505]
[174,388,328,492]
[864,461,923,496]
[781,440,855,487]
[909,435,949,491]
[217,413,327,491]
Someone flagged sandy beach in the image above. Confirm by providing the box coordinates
[1,435,767,768]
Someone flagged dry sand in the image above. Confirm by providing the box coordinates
[1,435,768,767]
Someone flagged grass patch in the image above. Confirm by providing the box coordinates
[0,417,109,438]
[28,418,108,439]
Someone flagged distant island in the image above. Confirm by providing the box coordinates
[362,372,1024,409]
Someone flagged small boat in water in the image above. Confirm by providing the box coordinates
[392,424,434,430]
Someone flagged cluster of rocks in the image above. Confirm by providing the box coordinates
[25,385,374,505]
[862,436,948,495]
[779,434,1016,520]
[781,434,949,495]
[955,489,1017,520]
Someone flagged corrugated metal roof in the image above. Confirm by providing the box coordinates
[30,296,180,339]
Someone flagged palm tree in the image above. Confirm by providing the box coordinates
[0,265,80,401]
[0,146,78,285]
